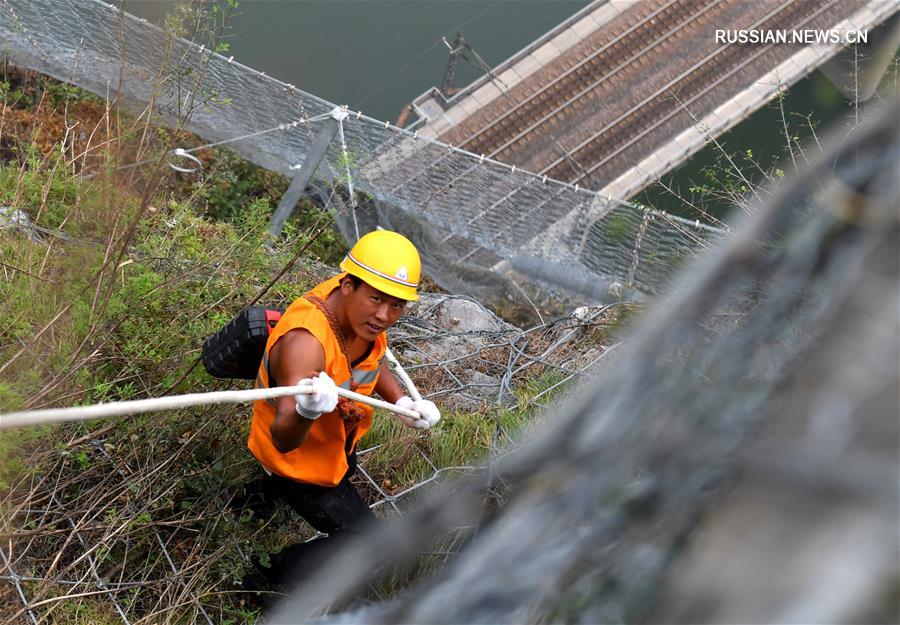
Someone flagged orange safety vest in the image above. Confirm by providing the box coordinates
[247,274,386,487]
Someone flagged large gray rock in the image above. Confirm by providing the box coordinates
[432,296,509,333]
[0,206,43,243]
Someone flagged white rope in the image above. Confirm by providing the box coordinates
[384,348,423,402]
[0,384,421,430]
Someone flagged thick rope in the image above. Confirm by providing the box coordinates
[0,384,422,431]
[384,347,422,402]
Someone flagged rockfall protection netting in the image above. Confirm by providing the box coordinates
[260,99,898,624]
[0,287,630,623]
[0,0,724,305]
[2,2,896,623]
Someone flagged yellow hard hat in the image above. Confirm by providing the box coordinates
[339,230,421,301]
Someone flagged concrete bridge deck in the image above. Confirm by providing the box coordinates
[411,0,898,199]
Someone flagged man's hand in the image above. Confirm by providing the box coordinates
[395,396,441,429]
[295,371,338,420]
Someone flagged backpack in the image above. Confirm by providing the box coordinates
[201,307,283,380]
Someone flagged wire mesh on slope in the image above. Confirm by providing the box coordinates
[0,0,724,305]
[265,99,900,624]
[0,291,628,624]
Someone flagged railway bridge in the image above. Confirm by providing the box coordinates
[410,0,899,199]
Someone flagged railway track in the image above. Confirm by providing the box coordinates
[481,0,739,163]
[539,0,843,184]
[393,0,851,212]
[457,0,730,158]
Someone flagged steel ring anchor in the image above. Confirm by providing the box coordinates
[168,148,203,174]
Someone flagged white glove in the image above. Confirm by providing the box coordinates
[295,371,338,420]
[395,396,441,429]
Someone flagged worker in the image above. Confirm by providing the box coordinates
[238,229,440,601]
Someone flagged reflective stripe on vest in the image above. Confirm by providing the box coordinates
[344,363,382,388]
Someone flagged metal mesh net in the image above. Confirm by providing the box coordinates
[5,2,895,623]
[0,0,724,305]
[266,97,900,625]
[7,97,893,624]
[0,290,628,624]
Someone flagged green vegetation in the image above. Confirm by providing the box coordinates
[0,65,343,623]
[0,66,608,623]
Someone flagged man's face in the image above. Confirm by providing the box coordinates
[342,278,407,341]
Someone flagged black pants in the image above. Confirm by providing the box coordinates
[245,458,375,589]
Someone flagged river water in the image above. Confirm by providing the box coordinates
[126,0,590,124]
